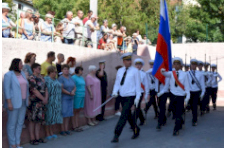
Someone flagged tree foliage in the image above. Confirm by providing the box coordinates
[32,0,224,43]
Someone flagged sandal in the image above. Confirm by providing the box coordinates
[30,139,39,145]
[65,131,72,135]
[38,138,47,143]
[60,131,67,136]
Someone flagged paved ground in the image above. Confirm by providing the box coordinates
[23,105,224,148]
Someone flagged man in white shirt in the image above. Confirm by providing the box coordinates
[210,64,222,110]
[83,14,99,48]
[62,11,76,45]
[203,62,212,112]
[134,58,149,126]
[72,10,84,46]
[187,59,205,126]
[161,57,190,136]
[184,64,190,72]
[145,60,159,119]
[111,52,141,143]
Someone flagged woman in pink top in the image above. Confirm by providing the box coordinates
[3,58,29,148]
[84,65,101,126]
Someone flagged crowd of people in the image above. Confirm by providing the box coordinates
[3,51,111,148]
[2,3,152,54]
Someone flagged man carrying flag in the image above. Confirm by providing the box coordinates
[151,0,173,130]
[161,57,190,136]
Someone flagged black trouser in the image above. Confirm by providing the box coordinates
[170,94,185,131]
[168,92,175,116]
[203,87,211,111]
[145,90,158,116]
[190,91,201,123]
[211,87,218,104]
[158,93,168,126]
[136,93,145,124]
[115,96,121,111]
[114,96,138,137]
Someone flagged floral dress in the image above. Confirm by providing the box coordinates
[27,75,47,124]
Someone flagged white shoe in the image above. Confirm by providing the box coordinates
[115,112,121,116]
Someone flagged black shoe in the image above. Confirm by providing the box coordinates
[156,124,161,131]
[131,127,140,139]
[139,122,145,126]
[167,111,171,117]
[200,111,204,116]
[173,130,179,136]
[111,137,119,143]
[213,104,216,110]
[192,122,197,126]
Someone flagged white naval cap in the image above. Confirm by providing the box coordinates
[99,60,106,63]
[190,59,198,64]
[120,52,132,60]
[172,57,183,65]
[211,64,217,68]
[134,58,145,65]
[198,60,204,65]
[149,60,154,64]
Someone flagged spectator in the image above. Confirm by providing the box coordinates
[132,33,139,55]
[114,65,123,116]
[136,29,142,41]
[142,35,152,45]
[22,52,36,77]
[72,10,84,46]
[124,36,133,53]
[41,51,56,77]
[96,61,108,121]
[83,14,99,48]
[2,3,16,38]
[61,11,76,45]
[56,53,65,76]
[110,23,118,50]
[83,10,93,25]
[33,12,44,41]
[44,66,63,140]
[55,22,64,43]
[84,65,101,126]
[58,64,76,136]
[14,12,25,38]
[66,57,76,75]
[21,9,35,40]
[98,19,110,41]
[71,66,85,132]
[40,14,58,42]
[117,26,127,52]
[98,33,109,50]
[27,63,48,145]
[107,34,117,51]
[3,58,29,148]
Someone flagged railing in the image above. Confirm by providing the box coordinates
[5,9,129,52]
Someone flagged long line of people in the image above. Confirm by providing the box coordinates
[3,51,109,148]
[2,3,152,54]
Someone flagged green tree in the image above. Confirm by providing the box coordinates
[184,0,224,42]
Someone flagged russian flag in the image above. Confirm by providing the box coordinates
[152,0,172,84]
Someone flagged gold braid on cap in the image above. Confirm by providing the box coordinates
[135,61,142,64]
[173,60,181,64]
[123,56,132,60]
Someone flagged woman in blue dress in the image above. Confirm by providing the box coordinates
[21,9,35,40]
[58,64,76,135]
[71,66,85,132]
[44,66,63,140]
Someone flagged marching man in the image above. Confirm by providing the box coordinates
[145,60,159,119]
[187,59,205,126]
[204,62,212,113]
[161,57,190,136]
[111,53,141,143]
[210,64,222,110]
[134,58,150,126]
